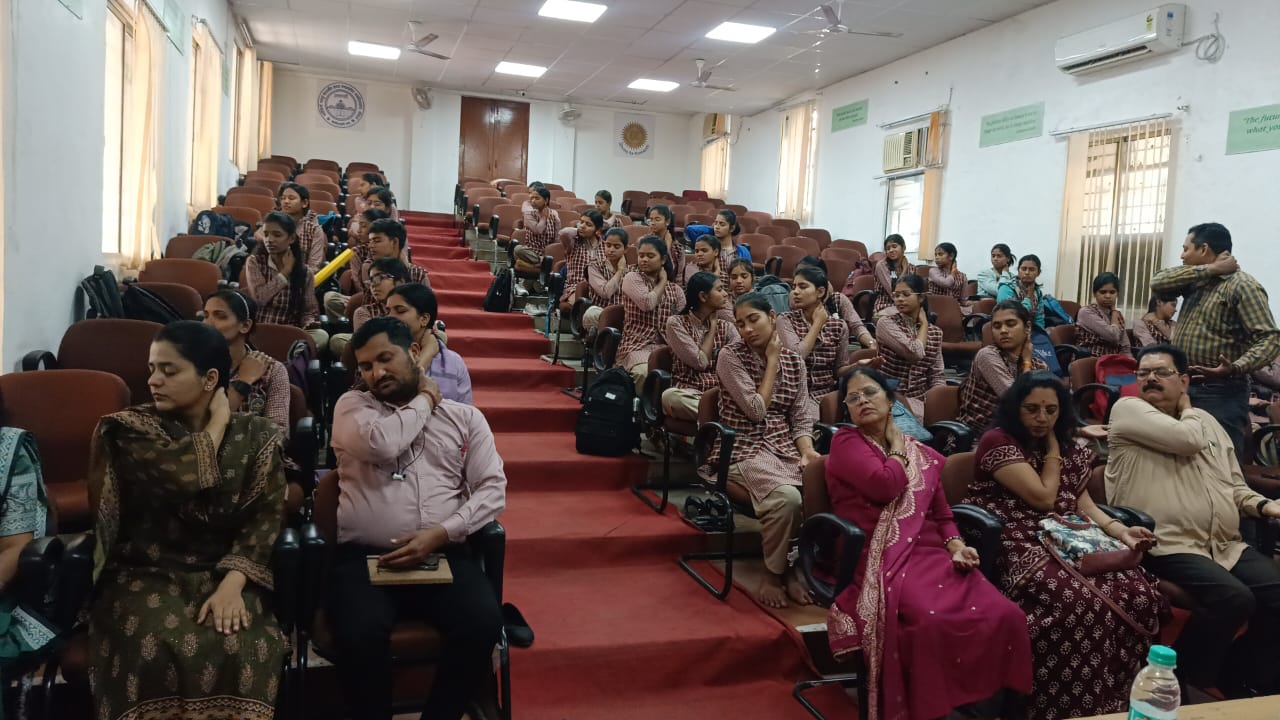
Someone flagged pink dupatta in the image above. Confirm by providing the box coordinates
[826,431,936,720]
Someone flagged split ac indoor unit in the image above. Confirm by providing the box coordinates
[1055,4,1185,76]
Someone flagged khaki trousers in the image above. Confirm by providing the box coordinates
[728,466,801,576]
[661,387,701,422]
[582,305,603,330]
[323,290,350,318]
[627,362,648,396]
[514,245,542,265]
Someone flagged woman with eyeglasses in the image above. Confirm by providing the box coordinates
[964,371,1164,719]
[713,292,820,608]
[874,274,944,420]
[956,300,1047,432]
[872,234,914,316]
[825,367,1032,720]
[779,265,849,401]
[354,258,414,331]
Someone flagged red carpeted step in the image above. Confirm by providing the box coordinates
[445,331,549,358]
[411,246,470,261]
[431,287,489,306]
[437,308,533,331]
[472,389,579,434]
[466,357,573,391]
[516,678,846,720]
[502,490,699,572]
[494,433,647,491]
[417,270,494,292]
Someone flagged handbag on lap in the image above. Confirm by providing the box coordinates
[1038,513,1140,576]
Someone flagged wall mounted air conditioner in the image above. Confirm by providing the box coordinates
[1055,4,1185,76]
[883,129,922,173]
[703,113,729,142]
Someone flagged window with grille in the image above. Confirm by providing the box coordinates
[1056,118,1174,319]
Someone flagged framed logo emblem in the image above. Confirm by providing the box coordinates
[317,81,366,129]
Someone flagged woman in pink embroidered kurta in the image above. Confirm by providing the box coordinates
[778,265,850,401]
[826,368,1031,720]
[713,293,821,608]
[616,236,684,392]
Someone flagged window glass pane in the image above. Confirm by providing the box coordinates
[102,12,126,254]
[884,175,924,254]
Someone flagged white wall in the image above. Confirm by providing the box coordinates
[2,0,240,370]
[727,0,1280,310]
[270,72,701,213]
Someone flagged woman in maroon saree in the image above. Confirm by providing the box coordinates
[964,370,1166,719]
[826,367,1031,720]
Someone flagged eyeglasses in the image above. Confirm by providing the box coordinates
[1135,368,1181,379]
[890,291,918,299]
[370,273,392,284]
[846,388,882,404]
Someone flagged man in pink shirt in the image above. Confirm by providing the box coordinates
[328,316,507,720]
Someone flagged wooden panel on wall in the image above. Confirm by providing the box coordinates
[458,96,529,183]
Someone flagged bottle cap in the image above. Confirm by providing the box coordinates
[1148,644,1177,667]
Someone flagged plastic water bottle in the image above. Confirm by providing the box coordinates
[1128,645,1180,720]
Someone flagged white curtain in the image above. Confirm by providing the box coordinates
[119,2,164,271]
[233,45,257,173]
[257,61,273,161]
[776,102,815,223]
[700,137,730,200]
[188,21,222,215]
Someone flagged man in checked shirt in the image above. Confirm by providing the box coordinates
[1150,223,1280,460]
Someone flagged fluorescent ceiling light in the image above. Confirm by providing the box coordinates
[347,40,401,60]
[628,78,679,92]
[705,21,775,44]
[495,61,547,77]
[538,0,607,23]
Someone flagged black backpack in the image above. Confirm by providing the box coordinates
[78,266,124,319]
[482,268,515,313]
[189,210,236,239]
[754,275,792,314]
[121,284,184,324]
[575,368,638,457]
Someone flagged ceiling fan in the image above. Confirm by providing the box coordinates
[810,2,903,38]
[405,21,451,60]
[688,59,736,91]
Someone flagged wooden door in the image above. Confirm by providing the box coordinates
[458,96,529,183]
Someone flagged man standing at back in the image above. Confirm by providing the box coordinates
[1149,222,1280,457]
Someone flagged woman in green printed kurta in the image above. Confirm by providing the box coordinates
[87,321,289,720]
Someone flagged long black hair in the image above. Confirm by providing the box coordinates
[206,288,259,329]
[255,211,310,326]
[894,272,931,318]
[683,271,718,315]
[716,209,741,238]
[154,320,232,390]
[992,370,1077,453]
[277,182,311,215]
[648,204,674,237]
[580,209,605,237]
[794,265,836,315]
[638,234,675,280]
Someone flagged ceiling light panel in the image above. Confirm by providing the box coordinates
[347,40,401,60]
[495,61,548,77]
[704,21,775,44]
[538,0,608,23]
[628,78,680,92]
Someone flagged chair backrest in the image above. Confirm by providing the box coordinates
[227,185,274,198]
[973,297,996,315]
[686,213,714,227]
[556,209,580,230]
[783,236,819,256]
[304,158,341,173]
[314,470,339,543]
[165,234,223,258]
[696,386,720,425]
[0,370,131,488]
[599,305,624,333]
[623,225,650,245]
[246,168,286,183]
[56,319,162,405]
[688,201,715,215]
[923,384,960,426]
[464,181,491,191]
[757,226,788,244]
[766,245,808,280]
[832,239,869,257]
[824,257,855,289]
[744,210,773,226]
[139,258,223,297]
[669,205,693,227]
[801,455,830,519]
[737,233,772,256]
[542,183,565,192]
[772,219,800,237]
[242,177,280,192]
[256,161,294,178]
[311,200,337,216]
[1059,300,1081,322]
[847,275,875,294]
[799,228,831,249]
[132,282,203,319]
[1087,465,1106,504]
[914,265,932,280]
[468,187,502,200]
[647,345,673,374]
[722,204,747,216]
[549,189,576,200]
[492,204,523,236]
[737,216,760,234]
[211,205,262,227]
[1048,324,1077,346]
[475,196,506,221]
[941,452,977,505]
[819,390,841,424]
[307,188,336,204]
[252,322,315,363]
[224,193,276,216]
[268,154,298,167]
[1068,356,1098,392]
[927,294,966,343]
[821,247,861,264]
[507,193,530,207]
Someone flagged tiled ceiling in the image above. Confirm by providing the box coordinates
[235,0,1053,115]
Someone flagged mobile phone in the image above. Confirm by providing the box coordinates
[419,555,440,571]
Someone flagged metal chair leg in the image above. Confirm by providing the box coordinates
[792,675,864,720]
[677,499,738,600]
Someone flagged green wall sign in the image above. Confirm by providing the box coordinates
[1226,103,1280,155]
[979,102,1045,148]
[831,100,869,132]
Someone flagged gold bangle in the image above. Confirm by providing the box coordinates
[1043,454,1061,462]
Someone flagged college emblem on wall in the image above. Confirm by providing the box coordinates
[317,81,366,129]
[614,113,655,158]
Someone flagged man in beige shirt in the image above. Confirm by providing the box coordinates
[1106,343,1280,697]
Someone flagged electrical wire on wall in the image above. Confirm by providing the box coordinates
[1183,11,1225,63]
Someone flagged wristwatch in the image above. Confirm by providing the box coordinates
[1258,499,1270,516]
[230,380,252,397]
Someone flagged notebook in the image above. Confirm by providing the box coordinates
[366,555,453,585]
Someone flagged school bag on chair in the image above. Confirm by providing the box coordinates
[1029,326,1063,377]
[1091,353,1140,422]
[575,368,638,457]
[121,283,184,324]
[189,209,236,239]
[482,268,516,313]
[753,275,792,314]
[78,266,125,319]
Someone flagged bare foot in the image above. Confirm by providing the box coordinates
[758,575,789,608]
[785,570,813,606]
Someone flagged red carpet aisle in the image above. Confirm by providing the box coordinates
[401,211,855,719]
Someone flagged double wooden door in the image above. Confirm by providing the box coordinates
[458,96,529,182]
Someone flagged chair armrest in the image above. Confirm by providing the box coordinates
[297,522,325,636]
[1054,343,1091,370]
[1071,383,1119,424]
[620,198,632,216]
[951,504,1002,583]
[592,327,622,372]
[52,532,96,631]
[488,214,500,242]
[851,290,877,321]
[812,423,837,455]
[21,351,57,371]
[962,313,991,342]
[693,422,737,495]
[1099,505,1155,531]
[272,528,301,631]
[570,297,593,338]
[13,536,64,618]
[1251,424,1280,464]
[467,521,506,605]
[764,257,781,277]
[926,420,975,454]
[640,369,672,429]
[797,513,865,606]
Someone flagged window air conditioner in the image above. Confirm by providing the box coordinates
[1055,4,1185,76]
[883,129,921,173]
